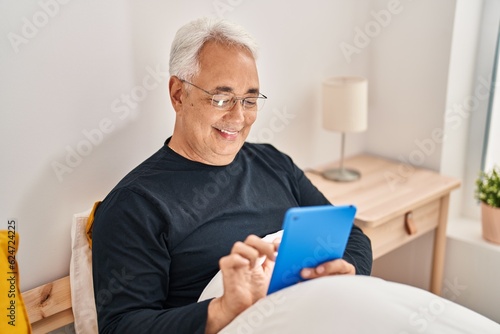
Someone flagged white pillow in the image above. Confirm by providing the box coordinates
[218,275,500,334]
[70,209,98,334]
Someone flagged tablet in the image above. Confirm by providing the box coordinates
[267,204,356,295]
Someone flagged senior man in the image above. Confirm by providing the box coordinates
[92,17,372,334]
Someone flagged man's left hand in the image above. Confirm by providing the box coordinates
[300,259,356,279]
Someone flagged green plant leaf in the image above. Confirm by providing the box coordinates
[475,165,500,208]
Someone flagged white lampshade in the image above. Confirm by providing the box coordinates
[322,76,368,133]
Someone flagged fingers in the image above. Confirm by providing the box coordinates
[220,235,278,270]
[272,237,281,248]
[241,234,277,265]
[300,259,356,279]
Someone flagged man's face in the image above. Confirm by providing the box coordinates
[170,40,260,165]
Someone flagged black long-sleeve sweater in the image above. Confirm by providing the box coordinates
[92,139,372,333]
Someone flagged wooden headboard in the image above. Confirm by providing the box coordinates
[22,275,74,333]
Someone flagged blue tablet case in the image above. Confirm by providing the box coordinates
[267,204,356,295]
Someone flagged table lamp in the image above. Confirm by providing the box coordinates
[322,76,368,182]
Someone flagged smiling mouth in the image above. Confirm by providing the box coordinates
[214,127,240,139]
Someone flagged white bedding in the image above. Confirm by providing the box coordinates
[216,275,500,334]
[71,215,500,334]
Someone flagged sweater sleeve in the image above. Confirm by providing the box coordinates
[92,189,210,334]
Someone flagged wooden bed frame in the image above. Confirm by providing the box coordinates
[23,275,74,333]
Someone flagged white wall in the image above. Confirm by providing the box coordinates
[440,0,484,220]
[1,0,371,291]
[365,0,456,171]
[446,217,500,323]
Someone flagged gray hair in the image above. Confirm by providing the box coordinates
[169,17,259,80]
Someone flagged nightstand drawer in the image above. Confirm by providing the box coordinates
[357,199,441,259]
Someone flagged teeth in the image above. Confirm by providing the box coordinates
[219,129,238,135]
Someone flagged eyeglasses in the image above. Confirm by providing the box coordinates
[181,79,267,111]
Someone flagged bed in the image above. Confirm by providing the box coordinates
[20,210,500,333]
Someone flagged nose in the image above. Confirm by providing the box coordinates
[225,98,245,122]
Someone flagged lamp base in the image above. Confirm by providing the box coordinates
[322,168,361,182]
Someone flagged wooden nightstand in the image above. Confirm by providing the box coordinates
[305,154,461,295]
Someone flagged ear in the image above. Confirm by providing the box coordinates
[169,76,184,112]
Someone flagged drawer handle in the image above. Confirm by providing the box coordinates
[405,212,417,235]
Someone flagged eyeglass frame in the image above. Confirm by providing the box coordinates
[180,79,267,111]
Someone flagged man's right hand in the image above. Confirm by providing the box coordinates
[205,235,278,334]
